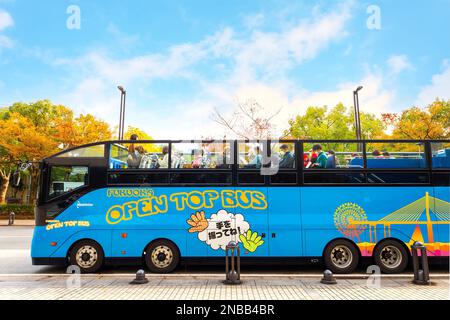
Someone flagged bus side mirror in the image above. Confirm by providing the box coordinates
[11,171,21,187]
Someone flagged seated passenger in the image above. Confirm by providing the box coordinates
[303,153,310,167]
[372,150,384,159]
[216,147,232,168]
[382,151,395,159]
[326,150,338,168]
[245,146,262,169]
[136,146,150,168]
[159,146,169,168]
[126,134,141,168]
[192,149,203,168]
[279,144,295,168]
[310,144,327,168]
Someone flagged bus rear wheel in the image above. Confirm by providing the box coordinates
[374,240,408,274]
[69,240,104,273]
[144,240,180,273]
[324,239,359,274]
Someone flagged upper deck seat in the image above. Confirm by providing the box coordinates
[350,158,427,168]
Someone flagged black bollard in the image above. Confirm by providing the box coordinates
[320,270,337,285]
[224,241,241,285]
[130,269,149,285]
[411,242,430,285]
[8,211,15,226]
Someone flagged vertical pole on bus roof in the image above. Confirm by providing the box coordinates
[117,86,126,140]
[353,86,363,151]
[118,87,124,140]
[121,90,126,140]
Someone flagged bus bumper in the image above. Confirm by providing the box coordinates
[32,257,67,266]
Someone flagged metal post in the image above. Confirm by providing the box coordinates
[8,211,15,226]
[224,241,241,285]
[412,241,430,285]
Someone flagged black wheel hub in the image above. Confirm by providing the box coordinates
[382,250,392,260]
[157,252,166,261]
[81,253,90,262]
[333,250,343,260]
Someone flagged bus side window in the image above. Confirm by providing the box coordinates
[48,166,88,199]
[431,142,450,169]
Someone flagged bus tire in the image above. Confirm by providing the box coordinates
[374,239,408,274]
[323,239,359,274]
[144,240,180,273]
[69,240,104,273]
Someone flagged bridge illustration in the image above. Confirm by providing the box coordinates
[345,193,450,244]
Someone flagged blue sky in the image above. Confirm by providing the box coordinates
[0,0,449,138]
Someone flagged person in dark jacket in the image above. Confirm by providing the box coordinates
[279,144,295,168]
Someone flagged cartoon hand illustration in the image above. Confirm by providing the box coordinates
[186,211,208,233]
[239,230,264,253]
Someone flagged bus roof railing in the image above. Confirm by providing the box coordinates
[43,139,450,161]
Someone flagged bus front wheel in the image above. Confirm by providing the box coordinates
[69,240,104,273]
[144,240,180,273]
[373,239,408,274]
[323,239,359,274]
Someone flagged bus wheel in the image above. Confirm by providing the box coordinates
[145,240,180,273]
[69,240,104,273]
[324,239,359,274]
[374,240,408,274]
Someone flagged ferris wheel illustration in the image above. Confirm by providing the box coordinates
[333,202,368,242]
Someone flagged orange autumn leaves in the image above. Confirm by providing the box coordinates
[0,100,112,163]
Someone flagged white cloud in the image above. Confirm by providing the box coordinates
[387,54,412,75]
[0,9,13,49]
[416,60,450,106]
[50,2,357,139]
[0,10,13,31]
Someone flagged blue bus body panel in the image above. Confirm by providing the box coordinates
[31,186,449,261]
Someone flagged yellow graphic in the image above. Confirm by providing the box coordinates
[239,230,265,253]
[46,220,90,231]
[334,193,450,256]
[170,190,267,211]
[186,211,208,233]
[107,188,154,198]
[106,195,168,224]
[105,189,268,225]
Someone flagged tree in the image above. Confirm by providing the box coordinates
[383,99,450,140]
[0,100,113,203]
[0,112,56,203]
[284,103,385,141]
[211,99,282,139]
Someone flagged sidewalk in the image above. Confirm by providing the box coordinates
[0,274,448,300]
[0,219,35,226]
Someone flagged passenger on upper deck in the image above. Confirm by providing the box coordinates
[245,146,262,169]
[310,144,328,168]
[159,146,169,168]
[279,144,295,168]
[216,147,231,168]
[127,134,141,169]
[372,150,384,159]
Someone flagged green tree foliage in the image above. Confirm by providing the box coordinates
[284,103,386,141]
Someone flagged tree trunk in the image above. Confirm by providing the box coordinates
[0,174,10,204]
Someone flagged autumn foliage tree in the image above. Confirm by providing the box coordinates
[382,99,450,140]
[0,100,112,203]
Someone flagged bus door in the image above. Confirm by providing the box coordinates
[268,187,302,257]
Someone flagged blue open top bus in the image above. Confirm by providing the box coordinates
[31,139,450,273]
